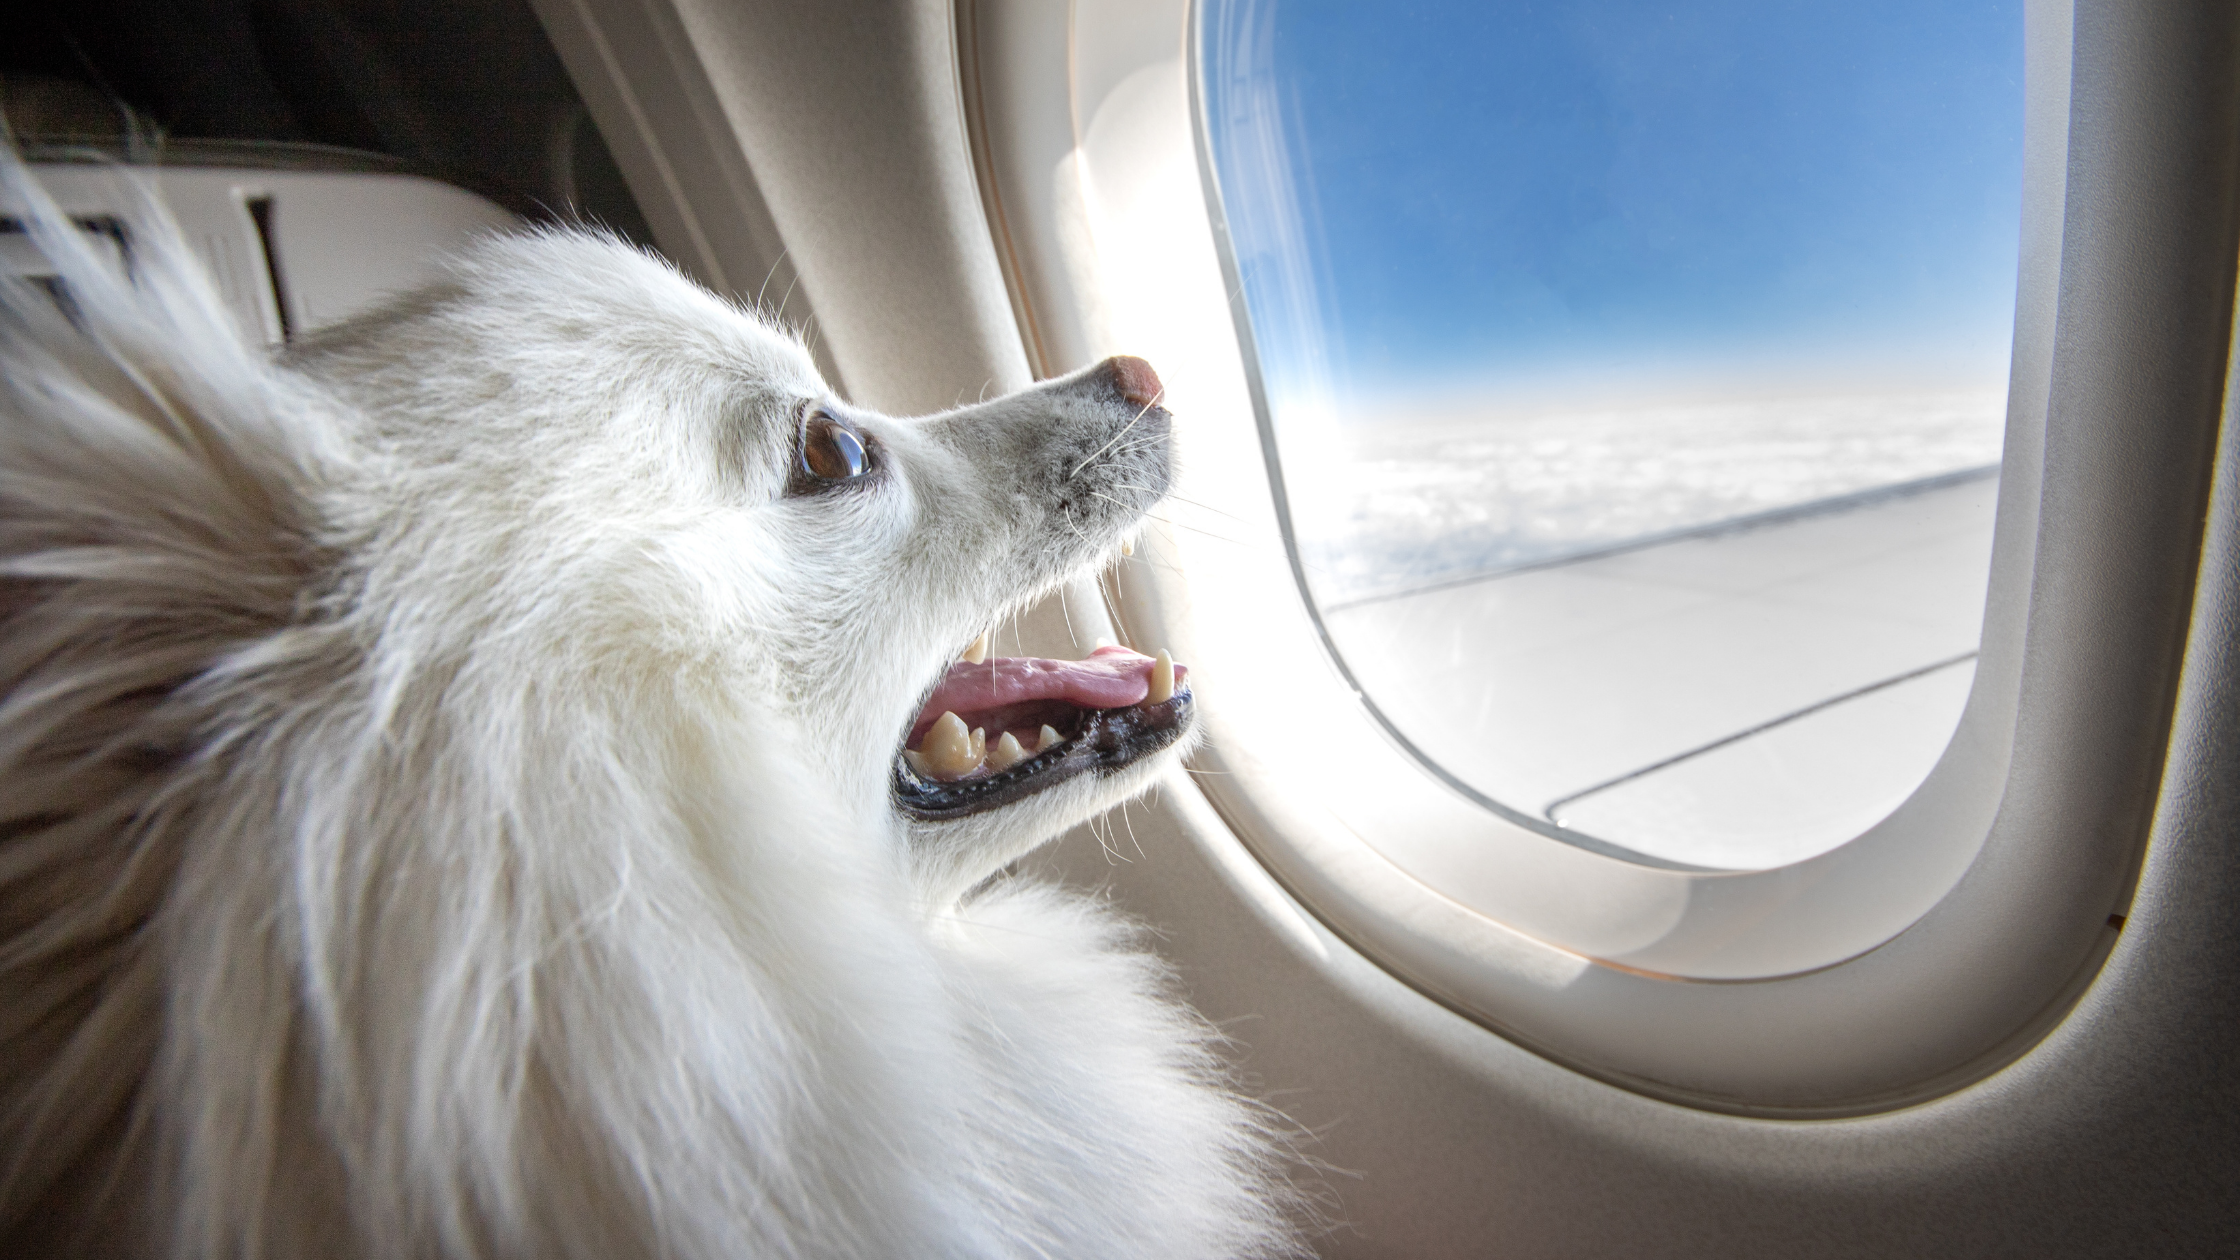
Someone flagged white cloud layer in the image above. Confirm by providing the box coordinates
[1285,388,2007,605]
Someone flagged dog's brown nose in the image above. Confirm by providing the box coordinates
[1107,355,1163,408]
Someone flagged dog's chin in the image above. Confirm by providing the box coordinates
[892,648,1198,905]
[901,723,1198,907]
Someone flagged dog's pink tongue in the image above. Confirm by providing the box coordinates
[912,646,1185,738]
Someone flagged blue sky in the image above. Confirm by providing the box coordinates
[1207,0,2025,399]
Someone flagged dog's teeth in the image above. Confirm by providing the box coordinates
[1146,649,1175,704]
[903,749,931,778]
[971,727,987,763]
[987,731,1026,771]
[1036,724,1063,753]
[1121,537,1135,556]
[962,633,988,665]
[1094,635,1117,649]
[923,712,983,779]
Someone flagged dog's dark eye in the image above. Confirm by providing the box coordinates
[800,414,870,482]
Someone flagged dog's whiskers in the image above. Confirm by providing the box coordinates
[753,248,793,313]
[1119,552,1193,580]
[1102,438,1163,464]
[1118,800,1145,861]
[1154,491,1253,525]
[1091,815,1133,866]
[1067,389,1164,480]
[1142,512,1259,549]
[1134,512,1332,576]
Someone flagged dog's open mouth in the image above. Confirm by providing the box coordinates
[893,645,1193,820]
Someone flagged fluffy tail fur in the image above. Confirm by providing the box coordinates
[1,157,351,1253]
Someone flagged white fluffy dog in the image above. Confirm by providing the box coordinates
[0,163,1301,1258]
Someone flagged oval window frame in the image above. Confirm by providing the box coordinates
[951,0,2230,1115]
[529,0,2237,1118]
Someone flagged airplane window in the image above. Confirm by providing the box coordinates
[1201,0,2024,869]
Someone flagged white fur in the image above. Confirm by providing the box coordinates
[0,163,1303,1259]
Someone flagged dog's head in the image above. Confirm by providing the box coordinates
[294,230,1193,906]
